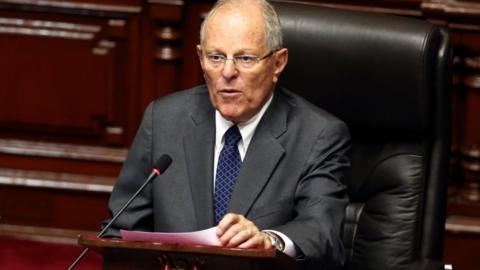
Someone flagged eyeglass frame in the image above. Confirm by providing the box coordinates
[200,48,280,69]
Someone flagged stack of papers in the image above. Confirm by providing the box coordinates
[120,227,222,247]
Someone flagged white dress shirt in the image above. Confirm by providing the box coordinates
[213,94,296,257]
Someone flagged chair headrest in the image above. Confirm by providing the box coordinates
[274,2,442,135]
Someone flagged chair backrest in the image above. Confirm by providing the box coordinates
[273,1,453,269]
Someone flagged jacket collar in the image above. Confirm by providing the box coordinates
[183,86,290,227]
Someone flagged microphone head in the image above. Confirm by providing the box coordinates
[153,154,172,174]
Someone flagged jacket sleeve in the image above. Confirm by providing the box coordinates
[101,102,156,238]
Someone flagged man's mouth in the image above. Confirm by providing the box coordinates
[218,89,241,96]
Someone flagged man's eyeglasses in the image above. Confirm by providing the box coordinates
[203,49,278,69]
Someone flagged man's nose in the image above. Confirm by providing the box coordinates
[221,59,239,79]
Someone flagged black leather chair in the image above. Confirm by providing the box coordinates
[273,1,453,270]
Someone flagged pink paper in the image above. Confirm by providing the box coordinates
[120,227,221,247]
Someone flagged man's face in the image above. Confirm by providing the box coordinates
[197,4,287,123]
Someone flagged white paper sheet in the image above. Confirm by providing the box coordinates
[120,227,222,247]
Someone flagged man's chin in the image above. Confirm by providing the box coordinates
[217,107,244,123]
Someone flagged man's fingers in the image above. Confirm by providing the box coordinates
[219,222,258,246]
[224,229,254,247]
[237,233,272,249]
[216,213,240,236]
[219,222,243,245]
[216,213,270,248]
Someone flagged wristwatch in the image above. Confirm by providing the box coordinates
[263,231,285,251]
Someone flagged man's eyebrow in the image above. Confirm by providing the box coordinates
[235,49,263,55]
[203,49,224,54]
[203,48,259,55]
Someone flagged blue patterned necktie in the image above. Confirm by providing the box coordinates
[214,125,242,224]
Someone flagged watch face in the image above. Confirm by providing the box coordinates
[266,232,284,251]
[275,237,285,251]
[267,235,276,245]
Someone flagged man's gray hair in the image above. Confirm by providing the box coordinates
[199,0,283,51]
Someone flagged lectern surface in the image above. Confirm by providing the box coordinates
[79,235,302,270]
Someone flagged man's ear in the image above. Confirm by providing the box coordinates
[196,45,205,69]
[273,48,288,83]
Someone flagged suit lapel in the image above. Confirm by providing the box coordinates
[229,92,289,216]
[183,90,216,229]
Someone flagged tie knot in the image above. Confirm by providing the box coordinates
[224,125,241,146]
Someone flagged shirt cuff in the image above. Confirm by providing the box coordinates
[263,229,297,258]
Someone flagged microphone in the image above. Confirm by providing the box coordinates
[67,154,172,270]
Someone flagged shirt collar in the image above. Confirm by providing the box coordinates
[215,94,274,149]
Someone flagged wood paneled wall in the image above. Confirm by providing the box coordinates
[0,0,144,237]
[0,0,479,268]
[0,0,143,146]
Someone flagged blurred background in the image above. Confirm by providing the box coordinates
[0,0,478,269]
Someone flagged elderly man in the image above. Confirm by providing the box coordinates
[105,0,350,269]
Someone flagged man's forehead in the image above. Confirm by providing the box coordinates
[202,30,267,54]
[203,5,265,46]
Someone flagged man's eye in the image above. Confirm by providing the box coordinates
[236,55,256,63]
[208,55,225,62]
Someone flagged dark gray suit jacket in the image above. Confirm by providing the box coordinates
[104,85,350,269]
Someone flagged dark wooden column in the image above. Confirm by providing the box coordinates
[423,0,480,207]
[139,0,184,115]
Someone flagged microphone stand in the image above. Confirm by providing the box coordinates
[67,167,165,270]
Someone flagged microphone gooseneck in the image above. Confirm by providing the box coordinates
[67,154,172,270]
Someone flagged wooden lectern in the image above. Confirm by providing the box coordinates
[79,235,302,270]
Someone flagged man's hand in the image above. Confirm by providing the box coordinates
[216,213,272,249]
